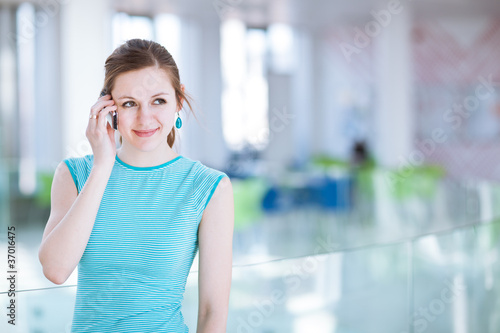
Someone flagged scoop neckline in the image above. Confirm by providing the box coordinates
[115,154,183,171]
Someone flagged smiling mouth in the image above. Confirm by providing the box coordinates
[133,128,158,137]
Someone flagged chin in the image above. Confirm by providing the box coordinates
[132,137,171,152]
[135,142,163,152]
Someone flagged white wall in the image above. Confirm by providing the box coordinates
[290,29,313,168]
[60,0,112,159]
[373,6,414,168]
[178,16,230,170]
[35,4,62,171]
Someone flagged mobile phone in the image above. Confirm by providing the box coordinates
[100,89,118,130]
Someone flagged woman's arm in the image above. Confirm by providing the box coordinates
[38,93,117,285]
[38,161,113,285]
[197,176,234,333]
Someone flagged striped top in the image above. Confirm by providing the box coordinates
[63,154,228,333]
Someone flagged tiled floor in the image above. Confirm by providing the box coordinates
[1,179,500,332]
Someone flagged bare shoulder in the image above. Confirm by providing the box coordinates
[52,161,78,198]
[211,176,233,204]
[41,161,78,240]
[202,176,233,221]
[215,176,233,195]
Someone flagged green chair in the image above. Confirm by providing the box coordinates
[232,177,269,231]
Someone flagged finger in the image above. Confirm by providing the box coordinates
[90,101,114,116]
[90,98,115,115]
[94,95,114,107]
[106,122,116,146]
[88,112,99,132]
[99,92,112,100]
[97,105,118,129]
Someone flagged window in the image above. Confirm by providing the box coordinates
[112,12,154,48]
[221,20,270,151]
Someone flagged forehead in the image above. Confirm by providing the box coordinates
[113,67,174,95]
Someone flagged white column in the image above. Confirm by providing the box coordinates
[180,18,229,170]
[176,18,202,159]
[35,4,62,171]
[60,0,112,159]
[263,28,314,176]
[290,29,313,168]
[0,6,16,228]
[373,6,414,168]
[17,4,37,195]
[0,6,17,160]
[263,73,293,177]
[313,37,347,159]
[372,5,414,233]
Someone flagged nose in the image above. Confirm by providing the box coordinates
[136,104,154,122]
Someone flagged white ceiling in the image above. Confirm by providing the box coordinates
[2,0,500,29]
[113,0,500,28]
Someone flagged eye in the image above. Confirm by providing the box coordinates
[153,98,166,105]
[122,101,136,108]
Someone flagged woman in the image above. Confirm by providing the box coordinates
[38,39,234,332]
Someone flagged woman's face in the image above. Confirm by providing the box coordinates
[111,66,179,153]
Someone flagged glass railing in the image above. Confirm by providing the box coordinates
[1,176,500,332]
[2,217,498,332]
[221,219,500,333]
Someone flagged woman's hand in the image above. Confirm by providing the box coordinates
[86,93,118,169]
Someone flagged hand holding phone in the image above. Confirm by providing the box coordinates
[100,89,118,130]
[86,88,118,169]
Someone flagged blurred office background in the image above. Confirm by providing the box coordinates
[2,0,500,332]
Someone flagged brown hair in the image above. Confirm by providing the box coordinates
[102,38,194,148]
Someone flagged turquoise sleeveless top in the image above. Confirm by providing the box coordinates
[63,154,228,332]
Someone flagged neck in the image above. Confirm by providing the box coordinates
[116,144,179,168]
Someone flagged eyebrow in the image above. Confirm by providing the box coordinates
[116,92,170,100]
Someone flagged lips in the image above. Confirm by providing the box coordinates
[133,128,158,137]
